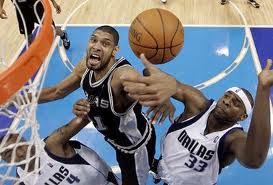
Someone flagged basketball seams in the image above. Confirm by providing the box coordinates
[129,42,182,49]
[129,8,184,64]
[170,18,182,56]
[135,17,159,60]
[136,18,159,48]
[157,9,165,64]
[129,42,158,59]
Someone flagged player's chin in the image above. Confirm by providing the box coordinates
[89,64,102,71]
[86,61,98,70]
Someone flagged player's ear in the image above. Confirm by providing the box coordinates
[112,46,119,57]
[240,113,248,121]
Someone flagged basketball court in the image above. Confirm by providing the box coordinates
[1,0,273,184]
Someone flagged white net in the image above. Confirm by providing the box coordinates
[0,0,55,184]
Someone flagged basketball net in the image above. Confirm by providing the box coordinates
[0,0,55,184]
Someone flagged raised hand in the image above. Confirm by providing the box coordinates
[121,54,177,107]
[72,99,90,119]
[258,59,273,88]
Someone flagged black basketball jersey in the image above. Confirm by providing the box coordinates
[81,57,152,154]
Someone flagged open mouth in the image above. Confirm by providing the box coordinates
[88,54,101,66]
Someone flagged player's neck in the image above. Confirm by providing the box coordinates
[205,113,236,134]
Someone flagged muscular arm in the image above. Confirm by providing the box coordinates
[45,98,90,157]
[228,83,271,168]
[121,54,208,116]
[173,81,209,118]
[112,66,142,111]
[45,117,90,156]
[38,59,86,103]
[227,61,272,168]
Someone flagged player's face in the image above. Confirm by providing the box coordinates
[86,30,118,71]
[214,91,246,122]
[0,134,35,164]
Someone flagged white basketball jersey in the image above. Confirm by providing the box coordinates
[158,100,242,185]
[17,140,119,185]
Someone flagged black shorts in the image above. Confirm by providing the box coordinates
[13,0,54,35]
[116,126,156,185]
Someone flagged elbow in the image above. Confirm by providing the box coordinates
[244,157,266,169]
[246,162,263,169]
[245,162,262,169]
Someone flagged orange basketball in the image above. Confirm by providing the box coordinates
[128,8,184,64]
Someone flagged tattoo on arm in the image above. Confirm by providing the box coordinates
[56,124,69,138]
[56,127,65,137]
[47,118,88,147]
[48,123,70,145]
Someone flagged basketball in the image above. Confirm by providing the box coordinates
[128,8,184,64]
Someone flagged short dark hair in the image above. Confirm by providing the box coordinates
[241,88,254,108]
[95,25,119,46]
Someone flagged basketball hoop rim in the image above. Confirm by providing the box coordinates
[0,0,54,105]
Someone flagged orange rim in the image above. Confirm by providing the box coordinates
[0,0,54,105]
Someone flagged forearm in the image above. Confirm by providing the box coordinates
[38,87,63,103]
[172,80,188,102]
[15,87,62,105]
[173,80,208,106]
[47,117,90,145]
[59,117,90,143]
[244,83,271,166]
[38,80,80,103]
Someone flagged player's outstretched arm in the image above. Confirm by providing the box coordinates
[121,54,177,107]
[121,54,209,115]
[38,58,86,103]
[228,59,272,168]
[116,64,174,124]
[45,99,90,156]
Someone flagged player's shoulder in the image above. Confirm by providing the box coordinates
[114,57,133,69]
[73,58,88,78]
[113,59,137,77]
[226,127,245,139]
[224,127,246,149]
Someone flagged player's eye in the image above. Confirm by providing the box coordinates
[90,37,97,43]
[233,100,238,107]
[102,41,110,47]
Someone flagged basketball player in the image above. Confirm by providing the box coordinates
[0,99,120,185]
[221,0,260,8]
[0,0,70,49]
[121,54,272,184]
[34,25,174,185]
